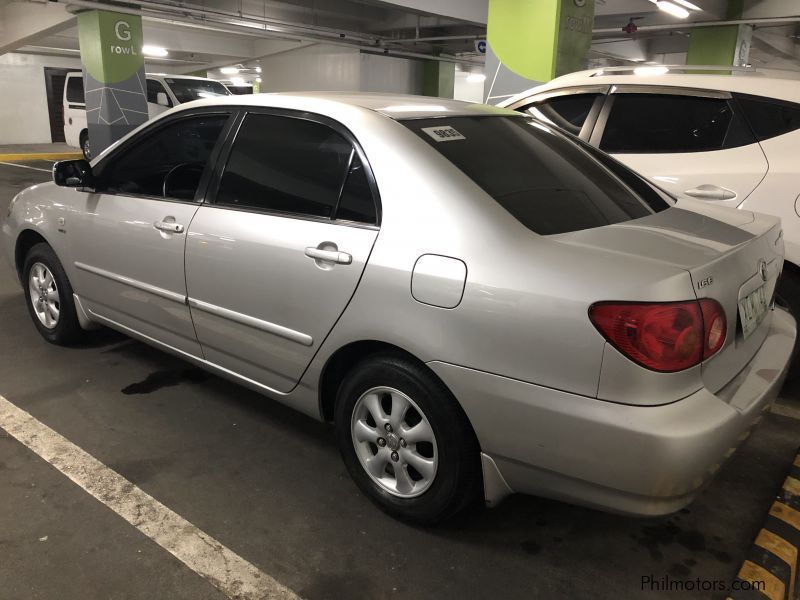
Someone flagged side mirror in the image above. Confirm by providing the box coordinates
[53,159,94,189]
[156,91,170,107]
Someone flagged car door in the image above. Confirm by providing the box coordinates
[591,87,768,207]
[69,109,234,356]
[185,110,380,393]
[508,85,608,142]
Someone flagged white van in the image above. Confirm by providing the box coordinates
[63,72,232,159]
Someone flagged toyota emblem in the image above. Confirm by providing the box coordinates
[759,259,768,282]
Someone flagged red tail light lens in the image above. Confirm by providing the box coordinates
[589,299,726,372]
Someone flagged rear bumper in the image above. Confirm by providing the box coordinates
[429,307,797,516]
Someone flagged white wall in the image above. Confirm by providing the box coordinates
[0,53,81,145]
[454,70,484,103]
[258,43,423,94]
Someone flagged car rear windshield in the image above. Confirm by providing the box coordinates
[165,78,231,103]
[403,116,671,235]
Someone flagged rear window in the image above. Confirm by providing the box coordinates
[403,116,669,236]
[737,95,800,142]
[66,75,84,104]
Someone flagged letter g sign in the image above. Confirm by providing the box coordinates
[115,20,131,42]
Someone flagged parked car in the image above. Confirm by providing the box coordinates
[4,93,795,524]
[63,71,231,160]
[499,66,800,317]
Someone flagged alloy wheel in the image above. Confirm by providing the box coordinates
[29,262,60,329]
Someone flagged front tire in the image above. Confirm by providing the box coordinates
[22,243,83,345]
[334,354,482,525]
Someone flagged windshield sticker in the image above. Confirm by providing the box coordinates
[421,126,466,142]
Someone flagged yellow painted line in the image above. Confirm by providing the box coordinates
[738,560,785,600]
[793,454,800,468]
[756,528,797,600]
[0,152,81,162]
[785,476,800,497]
[771,502,800,531]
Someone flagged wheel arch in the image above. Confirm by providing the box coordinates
[14,229,51,283]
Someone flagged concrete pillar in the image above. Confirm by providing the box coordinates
[77,10,148,155]
[687,0,752,68]
[422,61,455,98]
[484,0,595,103]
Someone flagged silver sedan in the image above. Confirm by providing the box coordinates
[3,93,796,524]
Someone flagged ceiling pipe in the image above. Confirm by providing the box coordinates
[61,0,483,66]
[594,15,800,35]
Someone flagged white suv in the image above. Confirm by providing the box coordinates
[500,67,800,311]
[63,72,231,160]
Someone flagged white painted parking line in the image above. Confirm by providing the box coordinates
[771,401,800,420]
[0,161,52,172]
[0,395,300,600]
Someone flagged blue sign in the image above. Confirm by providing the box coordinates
[475,39,487,54]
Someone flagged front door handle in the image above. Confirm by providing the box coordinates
[305,246,352,265]
[684,184,737,201]
[154,220,185,234]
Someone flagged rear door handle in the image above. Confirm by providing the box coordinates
[305,247,352,265]
[684,185,737,201]
[154,220,185,234]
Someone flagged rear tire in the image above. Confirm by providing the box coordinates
[80,131,91,161]
[334,353,482,525]
[22,243,83,345]
[777,263,800,380]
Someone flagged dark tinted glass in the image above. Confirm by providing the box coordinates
[527,93,599,135]
[335,154,376,224]
[600,94,754,153]
[101,114,228,200]
[404,116,668,236]
[146,79,172,106]
[66,75,84,104]
[165,78,231,103]
[738,96,800,141]
[216,114,354,219]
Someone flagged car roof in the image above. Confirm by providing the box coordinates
[175,91,518,120]
[501,67,800,106]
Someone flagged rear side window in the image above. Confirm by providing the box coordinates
[526,93,600,136]
[600,94,755,154]
[66,75,84,104]
[403,116,668,236]
[216,113,377,223]
[737,95,800,142]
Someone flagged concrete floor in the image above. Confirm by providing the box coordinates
[0,160,799,600]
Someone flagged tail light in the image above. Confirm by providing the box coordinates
[589,299,726,372]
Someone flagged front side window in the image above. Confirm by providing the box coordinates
[146,79,172,106]
[215,113,376,223]
[600,93,755,154]
[66,75,84,104]
[100,114,228,200]
[404,116,669,236]
[165,78,231,104]
[526,93,600,136]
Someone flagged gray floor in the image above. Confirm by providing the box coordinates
[1,161,799,600]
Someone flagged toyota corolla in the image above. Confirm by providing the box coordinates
[2,93,795,524]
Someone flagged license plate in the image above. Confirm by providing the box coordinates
[738,284,770,339]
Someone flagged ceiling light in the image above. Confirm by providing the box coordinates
[142,45,168,57]
[255,66,262,73]
[671,0,702,10]
[220,66,239,75]
[255,77,262,83]
[466,73,486,83]
[656,1,689,18]
[634,65,669,76]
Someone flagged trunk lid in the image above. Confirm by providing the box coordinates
[555,201,784,393]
